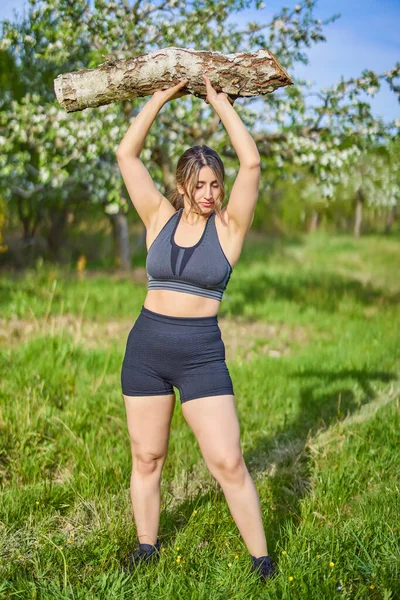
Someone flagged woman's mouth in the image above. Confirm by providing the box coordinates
[201,202,213,206]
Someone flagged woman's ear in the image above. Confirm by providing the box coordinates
[177,184,184,196]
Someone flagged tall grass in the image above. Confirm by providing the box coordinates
[0,232,399,599]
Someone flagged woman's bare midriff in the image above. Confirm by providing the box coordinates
[143,289,221,318]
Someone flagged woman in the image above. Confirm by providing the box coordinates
[116,74,275,583]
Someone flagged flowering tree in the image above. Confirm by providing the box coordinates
[330,136,400,236]
[1,0,399,268]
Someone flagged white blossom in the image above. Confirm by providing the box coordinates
[105,203,120,215]
[274,19,285,30]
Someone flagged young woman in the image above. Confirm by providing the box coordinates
[116,74,275,583]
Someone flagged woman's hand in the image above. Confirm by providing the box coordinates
[203,73,235,106]
[152,79,189,105]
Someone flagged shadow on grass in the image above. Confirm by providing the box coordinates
[158,367,397,559]
[226,271,400,316]
[245,367,397,556]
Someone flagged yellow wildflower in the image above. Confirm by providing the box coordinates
[329,562,335,568]
[369,585,375,590]
[35,501,40,505]
[282,550,287,555]
[235,555,239,559]
[288,576,294,582]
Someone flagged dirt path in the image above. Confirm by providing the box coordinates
[0,314,311,362]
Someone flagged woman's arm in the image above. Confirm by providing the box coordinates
[203,74,260,234]
[116,80,188,228]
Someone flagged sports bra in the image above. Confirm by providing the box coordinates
[146,207,233,301]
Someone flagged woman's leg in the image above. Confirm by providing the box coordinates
[123,392,176,545]
[181,394,268,558]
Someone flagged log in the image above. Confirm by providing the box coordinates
[54,46,293,113]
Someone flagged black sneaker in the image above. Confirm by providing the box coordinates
[123,539,161,572]
[251,554,276,582]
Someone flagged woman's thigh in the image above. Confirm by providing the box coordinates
[181,394,241,464]
[123,393,176,458]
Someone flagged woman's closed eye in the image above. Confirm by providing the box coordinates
[196,183,219,189]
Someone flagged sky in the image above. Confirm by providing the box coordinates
[1,0,399,121]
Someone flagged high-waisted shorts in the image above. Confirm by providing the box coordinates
[121,306,234,403]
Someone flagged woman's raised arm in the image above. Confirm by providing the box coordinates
[203,74,260,235]
[116,80,188,228]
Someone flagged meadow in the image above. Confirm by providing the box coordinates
[0,231,399,599]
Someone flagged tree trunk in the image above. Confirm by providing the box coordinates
[46,207,70,260]
[16,196,40,241]
[151,146,176,195]
[384,207,397,234]
[54,47,293,113]
[308,211,319,233]
[353,188,364,238]
[109,210,131,270]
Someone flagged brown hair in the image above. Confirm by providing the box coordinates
[168,145,225,219]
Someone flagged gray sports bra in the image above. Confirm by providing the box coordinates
[146,207,232,301]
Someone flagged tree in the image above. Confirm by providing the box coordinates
[1,0,399,269]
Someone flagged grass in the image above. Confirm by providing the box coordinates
[0,231,399,599]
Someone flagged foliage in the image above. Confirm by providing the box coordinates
[335,136,400,209]
[0,195,7,253]
[0,0,400,254]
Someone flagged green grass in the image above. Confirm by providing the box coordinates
[0,232,399,599]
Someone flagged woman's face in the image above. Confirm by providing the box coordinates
[180,165,221,213]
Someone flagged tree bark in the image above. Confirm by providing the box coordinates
[46,206,71,261]
[16,195,41,241]
[308,210,319,233]
[151,145,176,195]
[108,210,131,271]
[353,187,364,238]
[54,47,293,113]
[384,207,397,234]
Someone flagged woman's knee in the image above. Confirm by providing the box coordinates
[132,449,166,476]
[208,453,247,485]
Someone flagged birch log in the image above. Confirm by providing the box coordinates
[54,46,292,113]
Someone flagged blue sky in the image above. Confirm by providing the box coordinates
[1,0,399,121]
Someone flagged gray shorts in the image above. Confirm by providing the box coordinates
[121,306,234,403]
